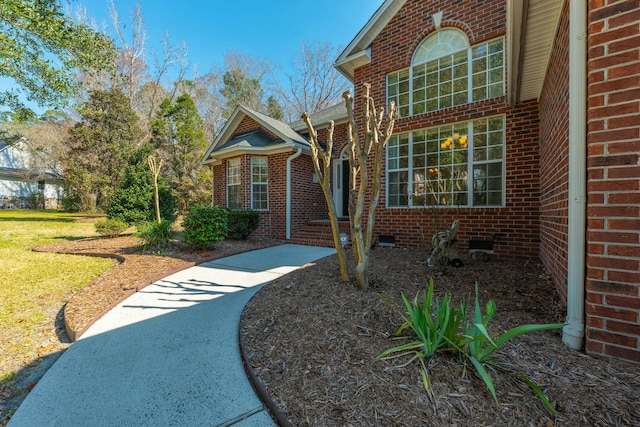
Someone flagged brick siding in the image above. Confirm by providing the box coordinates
[539,1,571,304]
[585,0,640,363]
[210,151,325,240]
[343,0,540,259]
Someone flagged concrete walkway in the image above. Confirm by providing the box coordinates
[9,244,335,427]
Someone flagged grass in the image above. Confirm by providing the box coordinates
[0,210,114,386]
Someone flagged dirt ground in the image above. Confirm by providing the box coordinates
[3,235,639,426]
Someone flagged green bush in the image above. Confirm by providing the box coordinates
[95,218,129,238]
[182,205,228,250]
[28,192,45,210]
[107,144,176,225]
[226,209,260,239]
[136,220,175,251]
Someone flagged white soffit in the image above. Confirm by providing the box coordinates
[518,0,565,102]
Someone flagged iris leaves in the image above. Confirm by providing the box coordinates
[378,279,565,414]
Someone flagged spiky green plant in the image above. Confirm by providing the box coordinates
[378,279,565,414]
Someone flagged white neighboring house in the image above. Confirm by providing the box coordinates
[0,139,63,209]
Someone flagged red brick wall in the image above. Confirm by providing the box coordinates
[539,1,571,303]
[342,0,541,259]
[210,151,325,240]
[290,154,328,229]
[586,0,640,363]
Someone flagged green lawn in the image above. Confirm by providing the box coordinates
[0,210,114,386]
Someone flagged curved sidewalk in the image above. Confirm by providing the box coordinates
[9,244,335,427]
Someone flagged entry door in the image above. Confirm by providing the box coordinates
[333,150,350,218]
[341,159,349,217]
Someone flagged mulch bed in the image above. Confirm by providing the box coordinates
[240,248,640,426]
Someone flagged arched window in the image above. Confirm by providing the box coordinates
[387,29,504,118]
[412,28,468,64]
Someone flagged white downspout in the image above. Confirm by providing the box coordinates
[286,148,303,239]
[563,0,587,350]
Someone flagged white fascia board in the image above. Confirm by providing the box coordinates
[334,0,407,81]
[202,144,309,167]
[201,107,245,165]
[335,48,372,82]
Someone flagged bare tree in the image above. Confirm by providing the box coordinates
[109,0,148,109]
[304,84,396,289]
[147,156,163,224]
[301,116,349,282]
[346,84,396,289]
[277,40,351,121]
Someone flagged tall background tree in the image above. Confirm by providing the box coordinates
[151,93,209,214]
[220,51,284,120]
[0,0,115,120]
[64,88,142,211]
[275,40,350,121]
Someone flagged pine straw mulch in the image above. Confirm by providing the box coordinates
[240,248,640,427]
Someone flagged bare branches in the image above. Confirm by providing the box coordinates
[275,40,351,121]
[302,112,349,282]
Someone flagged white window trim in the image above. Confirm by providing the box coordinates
[227,158,241,209]
[251,156,268,211]
[386,115,506,209]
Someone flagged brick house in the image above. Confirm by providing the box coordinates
[202,0,639,363]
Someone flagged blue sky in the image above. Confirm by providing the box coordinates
[79,0,384,76]
[1,0,384,116]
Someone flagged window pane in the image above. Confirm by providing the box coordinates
[488,162,502,176]
[489,117,503,131]
[228,186,241,210]
[489,83,503,98]
[488,192,502,205]
[388,171,409,207]
[489,68,503,85]
[488,146,503,160]
[474,147,487,162]
[489,54,503,70]
[471,40,504,102]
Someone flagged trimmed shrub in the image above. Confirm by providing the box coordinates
[136,220,175,251]
[182,205,228,250]
[95,218,129,238]
[225,209,260,240]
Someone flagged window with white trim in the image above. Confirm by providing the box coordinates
[387,116,505,207]
[227,158,241,209]
[251,156,268,210]
[387,29,505,118]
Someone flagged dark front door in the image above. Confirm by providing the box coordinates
[341,159,349,217]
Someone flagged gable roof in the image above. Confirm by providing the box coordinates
[215,129,274,151]
[289,102,349,133]
[335,0,564,103]
[201,105,309,166]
